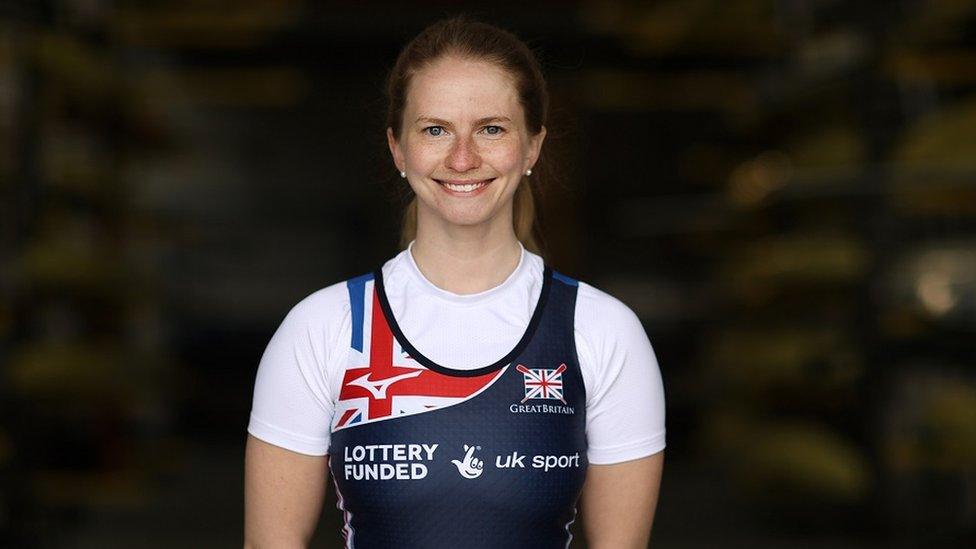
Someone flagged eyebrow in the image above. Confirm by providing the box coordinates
[415,116,511,126]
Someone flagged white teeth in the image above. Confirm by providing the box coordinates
[442,180,489,192]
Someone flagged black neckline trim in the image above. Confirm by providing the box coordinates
[373,264,553,377]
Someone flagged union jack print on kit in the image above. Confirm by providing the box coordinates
[333,280,504,431]
[516,363,567,404]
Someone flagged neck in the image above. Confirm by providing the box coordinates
[410,212,523,295]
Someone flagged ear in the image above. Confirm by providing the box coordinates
[525,125,547,171]
[387,127,405,173]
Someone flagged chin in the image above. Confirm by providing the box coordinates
[417,192,514,229]
[428,202,505,227]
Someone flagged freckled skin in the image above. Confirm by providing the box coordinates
[386,56,546,233]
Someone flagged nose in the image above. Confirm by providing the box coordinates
[445,134,481,172]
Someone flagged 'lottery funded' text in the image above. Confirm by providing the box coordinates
[343,443,439,480]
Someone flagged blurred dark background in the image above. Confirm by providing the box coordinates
[2,1,975,547]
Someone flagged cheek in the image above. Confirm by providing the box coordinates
[482,140,524,170]
[405,141,447,167]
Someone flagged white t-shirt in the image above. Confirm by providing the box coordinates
[247,241,666,464]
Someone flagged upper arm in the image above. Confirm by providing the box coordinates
[244,435,329,548]
[576,282,666,464]
[244,284,350,546]
[248,287,346,456]
[579,451,665,549]
[574,283,667,546]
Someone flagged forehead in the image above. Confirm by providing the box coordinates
[406,56,521,120]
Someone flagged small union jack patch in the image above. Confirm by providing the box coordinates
[516,363,568,404]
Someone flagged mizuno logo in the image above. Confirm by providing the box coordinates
[348,370,423,399]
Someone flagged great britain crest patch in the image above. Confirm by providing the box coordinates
[516,363,568,404]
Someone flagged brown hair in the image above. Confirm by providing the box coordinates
[386,15,549,255]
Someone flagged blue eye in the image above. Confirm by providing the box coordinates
[484,125,503,135]
[424,126,445,137]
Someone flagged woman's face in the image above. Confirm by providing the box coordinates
[387,55,546,232]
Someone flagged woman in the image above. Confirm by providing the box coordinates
[245,15,665,549]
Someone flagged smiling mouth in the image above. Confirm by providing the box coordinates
[434,178,495,193]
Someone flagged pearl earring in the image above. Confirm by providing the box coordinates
[525,169,532,176]
[400,171,406,178]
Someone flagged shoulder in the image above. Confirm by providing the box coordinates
[542,265,645,343]
[564,276,655,393]
[276,273,371,335]
[572,278,645,338]
[287,278,353,319]
[262,273,374,383]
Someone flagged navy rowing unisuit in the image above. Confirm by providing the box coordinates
[328,265,587,548]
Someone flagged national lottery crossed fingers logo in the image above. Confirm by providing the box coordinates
[451,444,485,479]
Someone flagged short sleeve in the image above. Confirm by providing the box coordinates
[246,284,348,456]
[576,282,666,464]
